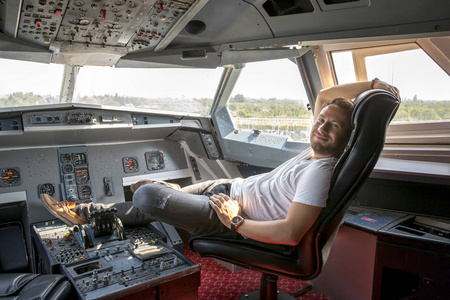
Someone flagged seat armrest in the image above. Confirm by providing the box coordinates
[16,274,70,300]
[0,273,38,297]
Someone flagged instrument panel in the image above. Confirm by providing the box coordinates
[56,146,171,203]
[0,107,212,223]
[59,146,95,202]
[32,220,201,300]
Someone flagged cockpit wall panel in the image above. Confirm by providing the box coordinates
[0,139,189,224]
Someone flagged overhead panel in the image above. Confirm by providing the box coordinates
[15,0,205,65]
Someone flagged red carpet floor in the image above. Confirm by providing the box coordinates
[183,245,329,300]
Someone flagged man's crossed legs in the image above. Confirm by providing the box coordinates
[42,178,238,238]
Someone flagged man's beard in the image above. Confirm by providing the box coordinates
[310,133,346,158]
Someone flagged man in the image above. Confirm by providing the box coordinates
[42,79,399,246]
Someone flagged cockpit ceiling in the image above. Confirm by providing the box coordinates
[0,0,449,67]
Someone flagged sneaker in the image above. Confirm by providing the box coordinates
[41,194,87,227]
[130,180,181,193]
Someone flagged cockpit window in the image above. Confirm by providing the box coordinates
[74,66,223,115]
[364,49,450,123]
[332,45,450,124]
[0,57,223,115]
[227,58,312,142]
[0,58,64,107]
[332,51,357,84]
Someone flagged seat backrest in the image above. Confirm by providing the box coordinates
[297,89,399,279]
[0,222,29,273]
[0,200,32,273]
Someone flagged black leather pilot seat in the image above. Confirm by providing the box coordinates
[0,202,72,300]
[191,90,400,299]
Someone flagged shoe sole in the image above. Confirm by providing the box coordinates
[41,194,85,227]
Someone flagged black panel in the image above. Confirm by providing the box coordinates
[263,0,314,17]
[323,0,360,4]
[373,235,450,300]
[357,177,450,219]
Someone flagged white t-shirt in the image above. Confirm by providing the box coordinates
[230,148,337,221]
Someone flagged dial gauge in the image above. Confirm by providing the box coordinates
[0,168,21,187]
[122,157,139,173]
[78,185,92,200]
[60,153,72,163]
[75,169,90,184]
[73,153,87,165]
[145,151,165,171]
[38,183,55,196]
[62,163,74,174]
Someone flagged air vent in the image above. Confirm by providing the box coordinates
[263,0,314,17]
[323,0,360,4]
[185,20,207,35]
[316,0,370,11]
[181,49,207,60]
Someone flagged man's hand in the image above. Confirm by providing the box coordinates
[209,193,241,229]
[372,78,401,100]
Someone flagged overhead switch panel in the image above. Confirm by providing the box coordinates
[16,0,205,59]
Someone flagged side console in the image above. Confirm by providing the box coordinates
[32,214,200,300]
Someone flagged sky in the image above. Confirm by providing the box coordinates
[0,48,449,102]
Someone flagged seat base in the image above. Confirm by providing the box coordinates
[239,290,296,300]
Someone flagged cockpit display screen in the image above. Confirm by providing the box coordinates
[73,262,104,275]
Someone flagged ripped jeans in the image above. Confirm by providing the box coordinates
[76,179,238,238]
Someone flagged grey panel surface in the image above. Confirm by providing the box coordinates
[0,106,183,150]
[88,140,188,204]
[0,139,189,224]
[0,147,61,224]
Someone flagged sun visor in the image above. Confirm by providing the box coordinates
[50,41,128,66]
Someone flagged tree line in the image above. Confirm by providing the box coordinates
[227,94,450,122]
[1,92,449,122]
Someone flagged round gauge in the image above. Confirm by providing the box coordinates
[145,150,165,171]
[38,183,55,196]
[78,185,92,200]
[73,153,87,166]
[62,163,74,174]
[60,153,72,163]
[122,157,139,173]
[1,168,21,187]
[75,169,90,184]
